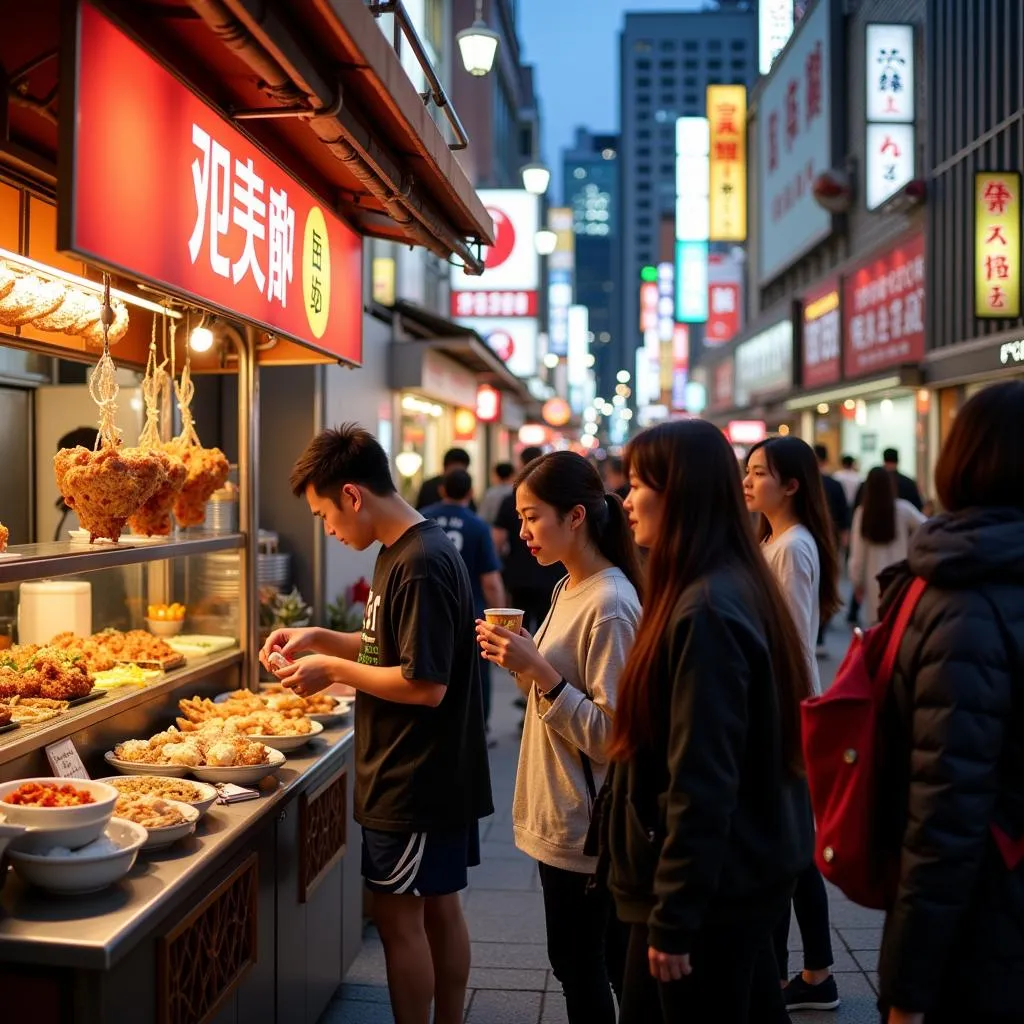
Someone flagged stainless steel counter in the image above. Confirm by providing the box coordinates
[0,722,355,970]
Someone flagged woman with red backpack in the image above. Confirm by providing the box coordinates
[874,381,1024,1024]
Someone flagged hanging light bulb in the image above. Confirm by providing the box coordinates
[457,0,500,77]
[189,315,214,353]
[521,163,551,196]
[534,229,558,255]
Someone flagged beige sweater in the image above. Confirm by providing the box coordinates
[512,567,641,873]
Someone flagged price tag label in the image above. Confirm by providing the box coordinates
[45,737,90,779]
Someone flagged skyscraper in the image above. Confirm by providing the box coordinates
[619,7,758,394]
[562,128,619,400]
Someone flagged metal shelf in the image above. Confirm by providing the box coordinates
[0,532,245,584]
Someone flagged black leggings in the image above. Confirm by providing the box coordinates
[538,862,626,1024]
[773,861,834,978]
[618,915,787,1024]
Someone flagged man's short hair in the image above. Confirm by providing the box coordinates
[882,447,899,464]
[520,445,543,467]
[607,455,624,475]
[813,443,829,463]
[442,468,473,502]
[495,462,515,481]
[443,447,471,469]
[289,424,396,501]
[841,455,855,469]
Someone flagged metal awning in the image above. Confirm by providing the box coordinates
[1,0,492,272]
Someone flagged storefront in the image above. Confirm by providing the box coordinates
[731,316,798,439]
[0,2,492,1021]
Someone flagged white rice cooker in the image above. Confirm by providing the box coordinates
[18,581,92,646]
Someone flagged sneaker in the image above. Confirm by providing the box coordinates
[782,974,840,1011]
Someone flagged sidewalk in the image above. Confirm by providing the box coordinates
[321,622,883,1024]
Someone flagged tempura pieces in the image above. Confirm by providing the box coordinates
[54,444,168,543]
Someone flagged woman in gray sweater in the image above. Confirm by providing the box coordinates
[476,451,642,1024]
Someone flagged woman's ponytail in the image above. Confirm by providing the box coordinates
[596,492,644,602]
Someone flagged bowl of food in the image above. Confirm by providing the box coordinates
[113,794,200,851]
[246,719,324,753]
[103,751,191,778]
[190,745,286,786]
[6,817,147,894]
[0,778,118,853]
[145,604,186,637]
[97,776,218,819]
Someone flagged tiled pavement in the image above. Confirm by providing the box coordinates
[321,622,884,1024]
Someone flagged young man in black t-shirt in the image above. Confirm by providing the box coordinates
[260,424,493,1024]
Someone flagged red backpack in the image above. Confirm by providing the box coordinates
[800,577,926,910]
[803,577,1024,909]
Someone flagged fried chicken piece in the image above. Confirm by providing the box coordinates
[20,647,94,700]
[128,449,187,537]
[0,521,8,552]
[49,633,116,673]
[54,444,168,543]
[165,441,230,528]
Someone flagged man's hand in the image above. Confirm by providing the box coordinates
[259,627,321,670]
[648,947,691,982]
[274,654,338,697]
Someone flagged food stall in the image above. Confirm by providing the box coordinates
[0,0,493,1019]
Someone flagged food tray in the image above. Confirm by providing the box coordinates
[0,721,19,735]
[68,691,107,708]
[166,635,238,660]
[114,654,187,673]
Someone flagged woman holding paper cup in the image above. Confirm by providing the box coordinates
[476,451,642,1024]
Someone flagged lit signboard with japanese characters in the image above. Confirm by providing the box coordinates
[975,172,1022,319]
[759,0,795,75]
[675,116,710,324]
[843,233,925,378]
[675,241,710,323]
[802,278,841,388]
[865,24,915,211]
[63,1,363,363]
[757,0,833,283]
[707,86,747,242]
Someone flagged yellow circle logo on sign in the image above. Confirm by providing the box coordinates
[302,206,331,339]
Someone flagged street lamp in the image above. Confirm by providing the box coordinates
[534,229,557,255]
[521,163,551,196]
[457,1,500,77]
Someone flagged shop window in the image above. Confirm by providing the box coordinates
[707,59,723,70]
[685,58,699,69]
[659,39,675,51]
[708,39,722,51]
[637,147,651,157]
[634,40,653,53]
[731,39,746,51]
[638,164,651,175]
[636,59,652,70]
[660,58,675,69]
[684,40,698,52]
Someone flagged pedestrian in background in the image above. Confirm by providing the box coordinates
[606,419,813,1023]
[814,443,851,655]
[876,381,1024,1024]
[478,461,515,525]
[849,466,926,627]
[416,447,474,511]
[834,454,862,510]
[744,436,843,1013]
[603,456,631,500]
[477,451,642,1024]
[421,468,505,737]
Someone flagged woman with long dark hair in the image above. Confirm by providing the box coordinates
[605,420,813,1023]
[876,382,1024,1024]
[475,451,642,1024]
[849,465,926,626]
[743,435,842,1012]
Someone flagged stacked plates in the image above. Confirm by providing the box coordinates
[203,498,238,534]
[257,553,291,590]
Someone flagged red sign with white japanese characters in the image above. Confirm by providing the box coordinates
[843,233,925,379]
[61,2,363,364]
[706,283,741,346]
[802,277,841,387]
[451,291,538,319]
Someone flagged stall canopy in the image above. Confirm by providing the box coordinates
[1,0,492,274]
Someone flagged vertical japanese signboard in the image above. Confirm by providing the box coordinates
[865,24,915,211]
[675,117,710,324]
[802,278,841,388]
[759,0,795,75]
[975,172,1021,319]
[62,1,363,364]
[707,86,747,242]
[757,0,832,283]
[843,233,925,377]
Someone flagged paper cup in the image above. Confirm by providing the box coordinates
[484,608,525,633]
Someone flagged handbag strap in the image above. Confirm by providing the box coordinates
[880,576,927,684]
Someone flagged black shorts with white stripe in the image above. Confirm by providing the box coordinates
[361,823,481,897]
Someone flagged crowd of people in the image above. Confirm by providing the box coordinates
[260,379,1024,1024]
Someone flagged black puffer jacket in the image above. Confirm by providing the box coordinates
[877,507,1024,1015]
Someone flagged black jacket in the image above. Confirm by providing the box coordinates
[822,472,850,537]
[877,508,1024,1014]
[606,568,813,955]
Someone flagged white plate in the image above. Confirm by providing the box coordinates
[103,752,190,778]
[96,777,218,819]
[7,817,147,895]
[167,635,238,659]
[134,800,200,851]
[0,778,118,853]
[189,747,286,786]
[308,699,353,726]
[0,552,23,562]
[68,530,166,546]
[244,719,323,753]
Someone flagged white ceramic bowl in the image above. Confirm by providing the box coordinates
[0,818,27,862]
[0,778,118,853]
[103,752,190,778]
[145,618,184,637]
[96,777,218,819]
[133,800,200,851]
[7,817,147,894]
[247,720,324,753]
[190,747,286,785]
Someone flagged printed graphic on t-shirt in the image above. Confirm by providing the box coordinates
[358,589,383,667]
